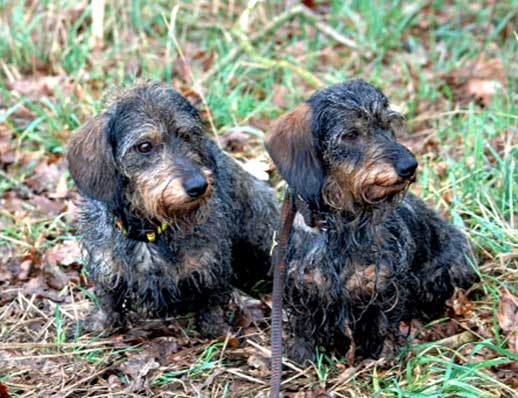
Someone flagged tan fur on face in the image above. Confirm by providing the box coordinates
[323,159,409,209]
[127,164,213,223]
[322,163,356,211]
[358,163,407,203]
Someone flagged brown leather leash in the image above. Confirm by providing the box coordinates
[270,189,296,398]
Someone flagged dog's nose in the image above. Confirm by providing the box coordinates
[395,158,418,179]
[184,175,208,198]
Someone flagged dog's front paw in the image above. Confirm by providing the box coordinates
[84,307,127,334]
[197,305,229,338]
[287,338,316,365]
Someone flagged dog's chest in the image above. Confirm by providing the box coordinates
[129,241,216,278]
[118,241,227,311]
[288,226,404,301]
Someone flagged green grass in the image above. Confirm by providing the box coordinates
[0,0,516,396]
[154,342,224,385]
[380,341,517,397]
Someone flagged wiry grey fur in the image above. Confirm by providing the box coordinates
[68,83,279,337]
[265,80,477,363]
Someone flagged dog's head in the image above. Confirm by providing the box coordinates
[266,80,417,213]
[68,83,215,224]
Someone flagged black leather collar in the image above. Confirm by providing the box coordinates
[114,215,168,243]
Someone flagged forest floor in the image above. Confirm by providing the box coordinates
[0,1,517,397]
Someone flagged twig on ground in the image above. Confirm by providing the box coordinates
[434,330,477,350]
[165,5,219,139]
[201,5,362,85]
[246,339,303,374]
[242,59,326,88]
[90,0,105,49]
[224,368,267,385]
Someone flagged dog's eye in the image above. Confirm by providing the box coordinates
[177,129,194,144]
[180,133,192,143]
[341,129,359,141]
[136,142,154,154]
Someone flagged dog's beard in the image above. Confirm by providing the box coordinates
[126,172,214,227]
[322,170,410,214]
[361,182,410,205]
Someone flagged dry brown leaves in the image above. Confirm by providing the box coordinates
[7,75,75,100]
[495,291,518,387]
[442,57,506,107]
[0,383,11,398]
[497,291,518,355]
[0,127,14,165]
[1,2,516,397]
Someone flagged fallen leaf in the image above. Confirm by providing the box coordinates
[0,270,13,283]
[43,240,81,268]
[447,288,476,317]
[43,262,69,290]
[23,275,64,302]
[240,157,270,181]
[25,160,65,194]
[17,259,33,281]
[120,350,160,391]
[441,189,454,205]
[418,319,462,342]
[8,75,74,100]
[17,248,41,280]
[48,173,69,199]
[232,292,266,328]
[496,291,518,354]
[496,365,518,389]
[497,292,518,333]
[318,46,348,69]
[285,41,308,60]
[1,191,26,214]
[226,336,240,349]
[271,84,290,109]
[106,375,123,389]
[247,352,270,377]
[432,161,449,180]
[217,130,253,153]
[0,127,15,165]
[484,128,518,167]
[465,78,503,106]
[0,382,11,398]
[29,195,67,217]
[443,57,506,107]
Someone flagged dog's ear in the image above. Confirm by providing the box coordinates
[67,115,119,203]
[265,103,324,207]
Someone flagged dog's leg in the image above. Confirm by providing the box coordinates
[352,305,388,358]
[286,314,318,364]
[84,284,129,334]
[226,168,280,292]
[196,297,230,338]
[403,197,478,319]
